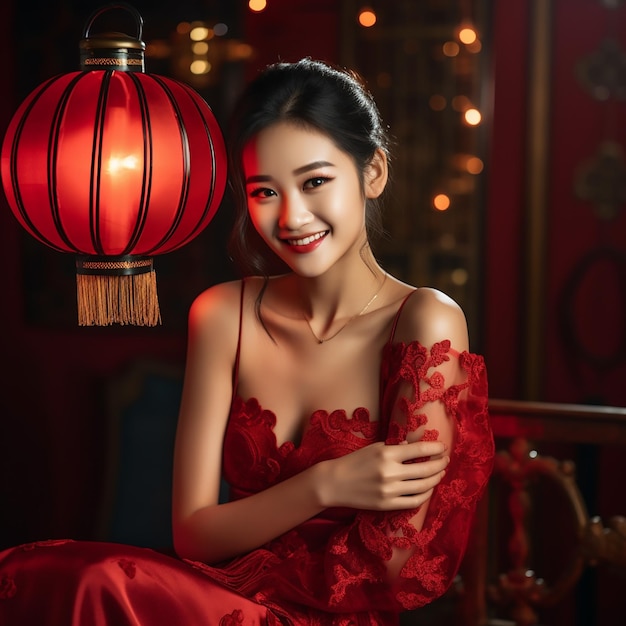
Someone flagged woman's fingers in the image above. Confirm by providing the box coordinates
[320,439,450,510]
[391,440,448,464]
[385,488,437,510]
[401,451,449,473]
[380,456,448,496]
[373,442,449,508]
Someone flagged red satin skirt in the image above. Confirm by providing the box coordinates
[0,539,284,626]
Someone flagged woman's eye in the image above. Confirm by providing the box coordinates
[249,187,276,199]
[303,177,329,190]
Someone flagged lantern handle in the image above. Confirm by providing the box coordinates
[82,2,144,43]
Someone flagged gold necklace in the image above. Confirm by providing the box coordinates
[303,273,387,344]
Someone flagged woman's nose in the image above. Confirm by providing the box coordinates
[278,196,313,230]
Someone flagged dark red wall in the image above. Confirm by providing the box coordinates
[545,0,626,406]
[483,0,529,401]
[485,0,626,406]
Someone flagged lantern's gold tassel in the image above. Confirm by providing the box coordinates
[76,257,161,326]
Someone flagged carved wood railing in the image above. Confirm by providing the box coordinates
[458,398,626,626]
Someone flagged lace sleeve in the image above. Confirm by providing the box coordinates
[321,340,494,612]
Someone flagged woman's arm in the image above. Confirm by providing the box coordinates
[172,281,326,563]
[388,288,469,525]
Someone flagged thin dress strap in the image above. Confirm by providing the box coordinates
[232,278,245,394]
[379,289,418,427]
[387,289,418,346]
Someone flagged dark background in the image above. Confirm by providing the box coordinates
[0,1,625,623]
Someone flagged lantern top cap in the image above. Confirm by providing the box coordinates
[79,33,145,52]
[79,3,146,71]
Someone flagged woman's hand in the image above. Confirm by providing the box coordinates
[316,440,449,511]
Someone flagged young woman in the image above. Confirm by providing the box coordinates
[0,58,493,626]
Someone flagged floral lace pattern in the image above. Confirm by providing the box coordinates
[221,340,494,617]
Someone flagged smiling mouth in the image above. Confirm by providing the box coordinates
[284,231,329,246]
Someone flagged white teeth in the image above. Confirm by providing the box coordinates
[287,231,327,246]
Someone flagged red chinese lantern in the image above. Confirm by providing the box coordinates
[1,3,227,326]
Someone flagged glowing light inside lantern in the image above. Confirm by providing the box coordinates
[107,155,139,174]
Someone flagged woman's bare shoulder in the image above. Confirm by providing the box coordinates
[392,286,469,351]
[190,278,241,318]
[187,276,270,339]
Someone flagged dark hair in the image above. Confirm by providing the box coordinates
[227,58,391,277]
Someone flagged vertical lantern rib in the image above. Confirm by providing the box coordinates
[147,80,222,253]
[121,72,153,254]
[48,73,87,253]
[90,71,112,255]
[6,76,73,252]
[172,83,220,249]
[142,75,192,255]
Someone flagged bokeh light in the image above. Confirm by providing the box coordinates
[464,108,482,126]
[249,0,267,12]
[443,41,460,57]
[213,23,228,36]
[192,42,209,55]
[429,94,447,111]
[452,95,471,111]
[358,8,377,27]
[451,268,469,286]
[466,39,482,53]
[190,60,211,75]
[433,193,451,211]
[466,157,484,174]
[458,27,477,45]
[190,26,211,41]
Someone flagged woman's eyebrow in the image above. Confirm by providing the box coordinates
[293,160,334,175]
[245,160,335,185]
[245,174,272,184]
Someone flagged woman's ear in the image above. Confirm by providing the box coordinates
[364,148,388,199]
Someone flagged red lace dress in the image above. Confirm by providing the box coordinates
[0,313,493,626]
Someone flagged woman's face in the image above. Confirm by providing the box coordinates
[241,121,369,278]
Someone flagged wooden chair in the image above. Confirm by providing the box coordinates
[456,399,626,626]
